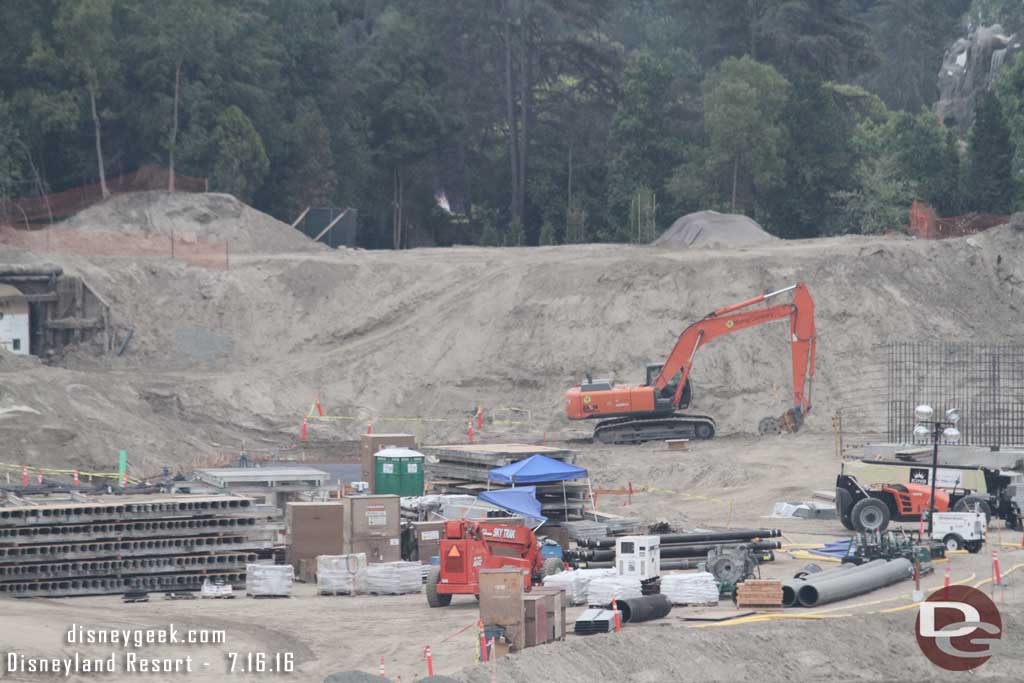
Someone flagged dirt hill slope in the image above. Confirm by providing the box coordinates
[2,210,1022,474]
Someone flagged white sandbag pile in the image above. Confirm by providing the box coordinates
[366,561,422,595]
[585,575,642,606]
[542,568,616,605]
[317,554,368,595]
[246,564,294,597]
[661,572,719,605]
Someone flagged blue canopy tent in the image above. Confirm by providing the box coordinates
[479,486,547,527]
[488,454,596,521]
[488,454,587,484]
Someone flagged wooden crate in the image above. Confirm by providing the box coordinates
[735,580,783,607]
[666,439,690,452]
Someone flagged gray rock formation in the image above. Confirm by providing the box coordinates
[936,24,1022,132]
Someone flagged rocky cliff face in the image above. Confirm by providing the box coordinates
[936,24,1022,132]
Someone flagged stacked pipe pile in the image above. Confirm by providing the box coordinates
[0,494,278,598]
[572,528,782,570]
[782,559,912,607]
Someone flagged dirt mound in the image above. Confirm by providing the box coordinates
[654,210,779,249]
[59,191,323,253]
[454,606,1024,682]
[4,224,1024,474]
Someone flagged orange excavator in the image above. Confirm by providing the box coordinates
[564,283,816,443]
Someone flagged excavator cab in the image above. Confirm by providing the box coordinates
[645,364,691,408]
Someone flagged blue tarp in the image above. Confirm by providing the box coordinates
[488,454,588,484]
[479,486,547,524]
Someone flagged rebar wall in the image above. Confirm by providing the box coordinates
[886,342,1024,447]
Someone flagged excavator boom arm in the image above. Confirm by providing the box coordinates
[653,283,815,413]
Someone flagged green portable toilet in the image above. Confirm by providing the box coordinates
[374,448,425,496]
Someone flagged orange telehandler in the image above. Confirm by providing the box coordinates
[564,283,816,443]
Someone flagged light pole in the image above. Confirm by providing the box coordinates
[913,405,961,536]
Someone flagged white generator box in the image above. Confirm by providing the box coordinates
[931,511,986,552]
[616,535,660,579]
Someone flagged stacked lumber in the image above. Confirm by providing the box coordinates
[735,579,783,607]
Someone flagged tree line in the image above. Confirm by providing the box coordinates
[0,0,1022,247]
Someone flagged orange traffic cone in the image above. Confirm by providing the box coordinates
[22,466,28,486]
[477,406,483,430]
[300,418,308,442]
[367,420,373,435]
[468,421,474,444]
[316,397,324,417]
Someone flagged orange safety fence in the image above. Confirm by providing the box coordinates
[5,165,206,225]
[0,225,230,270]
[909,200,1009,239]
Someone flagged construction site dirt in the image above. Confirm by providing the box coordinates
[3,195,1024,681]
[3,522,1021,682]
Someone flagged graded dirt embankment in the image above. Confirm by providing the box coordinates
[2,193,1022,474]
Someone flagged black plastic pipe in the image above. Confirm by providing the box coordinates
[661,541,781,559]
[657,529,781,545]
[582,529,781,548]
[614,594,672,623]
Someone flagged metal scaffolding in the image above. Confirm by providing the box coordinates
[886,342,1024,447]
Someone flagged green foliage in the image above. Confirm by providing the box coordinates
[606,53,681,230]
[0,98,24,204]
[862,1,968,112]
[210,106,269,202]
[967,92,1015,213]
[996,50,1024,206]
[0,1,982,244]
[699,56,789,215]
[830,153,915,234]
[969,0,1024,30]
[538,220,558,245]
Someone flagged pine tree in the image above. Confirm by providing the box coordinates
[968,93,1015,213]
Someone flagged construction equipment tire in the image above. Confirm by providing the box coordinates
[835,488,855,530]
[543,557,564,577]
[695,422,715,440]
[850,498,890,533]
[758,417,781,435]
[953,496,993,525]
[943,534,965,552]
[426,566,451,608]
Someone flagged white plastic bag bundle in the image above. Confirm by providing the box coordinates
[245,564,294,597]
[317,554,368,595]
[542,568,617,605]
[585,575,642,605]
[660,572,719,605]
[366,561,422,595]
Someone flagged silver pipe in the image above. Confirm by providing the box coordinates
[796,559,912,607]
[780,561,865,607]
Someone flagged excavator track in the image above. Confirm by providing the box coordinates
[593,414,717,444]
